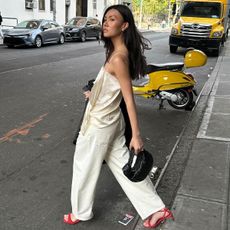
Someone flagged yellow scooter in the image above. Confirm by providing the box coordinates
[133,49,207,110]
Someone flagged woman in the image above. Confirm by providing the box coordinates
[64,4,174,229]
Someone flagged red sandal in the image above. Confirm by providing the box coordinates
[143,208,174,228]
[63,213,81,225]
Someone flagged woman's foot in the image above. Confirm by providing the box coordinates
[143,208,174,228]
[63,213,80,225]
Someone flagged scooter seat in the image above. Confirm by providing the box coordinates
[145,62,184,74]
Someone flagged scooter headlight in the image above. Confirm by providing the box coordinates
[213,31,223,38]
[171,27,178,35]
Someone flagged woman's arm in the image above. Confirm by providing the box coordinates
[110,55,144,154]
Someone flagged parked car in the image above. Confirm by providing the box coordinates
[3,19,65,48]
[64,17,101,42]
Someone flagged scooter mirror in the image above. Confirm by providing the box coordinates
[184,49,207,68]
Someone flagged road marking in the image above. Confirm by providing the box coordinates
[197,96,215,138]
[0,113,48,143]
[0,67,33,75]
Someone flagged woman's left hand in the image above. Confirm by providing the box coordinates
[129,135,144,154]
[83,90,91,100]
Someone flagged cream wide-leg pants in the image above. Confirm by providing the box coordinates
[71,116,165,221]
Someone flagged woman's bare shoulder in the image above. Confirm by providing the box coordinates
[105,49,129,77]
[112,52,128,64]
[109,52,129,71]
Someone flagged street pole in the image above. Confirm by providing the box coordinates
[53,0,56,22]
[33,0,39,19]
[139,0,143,28]
[168,0,171,27]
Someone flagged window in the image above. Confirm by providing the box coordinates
[181,2,221,18]
[93,0,97,10]
[25,0,33,9]
[75,18,87,26]
[39,0,45,10]
[50,0,53,11]
[16,20,41,29]
[50,22,59,28]
[42,22,51,29]
[91,18,99,25]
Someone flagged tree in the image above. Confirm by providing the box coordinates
[132,0,169,25]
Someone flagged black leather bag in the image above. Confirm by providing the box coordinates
[122,149,153,182]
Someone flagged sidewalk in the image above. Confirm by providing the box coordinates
[162,42,230,229]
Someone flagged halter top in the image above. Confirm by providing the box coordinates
[80,67,122,135]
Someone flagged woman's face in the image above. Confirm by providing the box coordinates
[103,9,128,38]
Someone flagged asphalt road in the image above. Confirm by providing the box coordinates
[0,32,218,230]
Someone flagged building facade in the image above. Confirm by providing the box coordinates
[0,0,77,26]
[87,0,132,22]
[0,0,131,27]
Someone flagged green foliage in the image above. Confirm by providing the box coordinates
[132,0,169,20]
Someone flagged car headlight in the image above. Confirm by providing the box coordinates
[18,34,31,38]
[171,27,178,35]
[18,35,28,38]
[212,31,223,38]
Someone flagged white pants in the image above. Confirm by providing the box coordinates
[71,117,165,220]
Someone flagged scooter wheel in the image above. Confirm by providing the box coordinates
[167,89,193,110]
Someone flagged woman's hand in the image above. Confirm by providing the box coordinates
[83,90,91,100]
[129,135,144,154]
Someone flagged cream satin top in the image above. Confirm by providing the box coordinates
[80,67,122,135]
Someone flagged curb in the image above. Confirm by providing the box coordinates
[160,47,228,230]
[134,44,224,230]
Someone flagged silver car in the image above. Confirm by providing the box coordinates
[3,19,65,48]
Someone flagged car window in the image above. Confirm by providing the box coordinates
[43,22,51,29]
[90,18,99,25]
[50,22,59,28]
[27,21,39,29]
[75,18,87,26]
[67,18,76,25]
[88,19,94,25]
[16,20,40,29]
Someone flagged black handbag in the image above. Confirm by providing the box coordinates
[122,149,153,182]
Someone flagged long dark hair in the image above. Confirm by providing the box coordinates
[101,4,151,80]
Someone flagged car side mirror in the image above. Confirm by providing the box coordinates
[42,25,49,30]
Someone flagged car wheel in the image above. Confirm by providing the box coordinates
[213,42,221,56]
[96,32,101,40]
[80,31,86,42]
[35,36,42,48]
[170,45,178,53]
[7,45,14,48]
[58,34,65,44]
[226,29,229,40]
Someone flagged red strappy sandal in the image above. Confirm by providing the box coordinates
[63,213,81,225]
[143,208,174,228]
